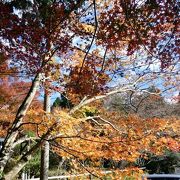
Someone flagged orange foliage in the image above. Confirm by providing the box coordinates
[0,0,179,177]
[23,105,179,175]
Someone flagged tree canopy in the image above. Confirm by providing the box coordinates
[0,0,179,179]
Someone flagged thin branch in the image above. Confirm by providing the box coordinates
[81,115,121,133]
[129,91,138,112]
[69,76,144,114]
[51,143,102,179]
[52,141,88,157]
[135,94,149,113]
[98,116,121,133]
[16,121,42,130]
[100,47,108,72]
[89,118,103,126]
[79,0,98,74]
[49,134,78,141]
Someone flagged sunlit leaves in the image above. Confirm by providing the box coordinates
[46,109,180,164]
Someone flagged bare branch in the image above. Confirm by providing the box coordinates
[80,116,121,133]
[98,116,121,133]
[69,77,144,114]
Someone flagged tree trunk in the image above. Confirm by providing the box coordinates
[40,141,49,180]
[40,91,51,180]
[4,157,30,180]
[0,73,41,173]
[3,119,56,180]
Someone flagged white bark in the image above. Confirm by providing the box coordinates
[3,122,55,180]
[0,73,42,173]
[4,158,30,180]
[40,91,51,180]
[69,76,160,114]
[40,141,49,180]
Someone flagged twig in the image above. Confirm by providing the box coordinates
[79,0,98,74]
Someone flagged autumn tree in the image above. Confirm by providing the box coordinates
[0,0,179,179]
[0,0,103,178]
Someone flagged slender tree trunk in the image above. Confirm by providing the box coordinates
[4,157,30,180]
[0,73,41,174]
[40,90,51,180]
[4,123,54,180]
[40,141,49,180]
